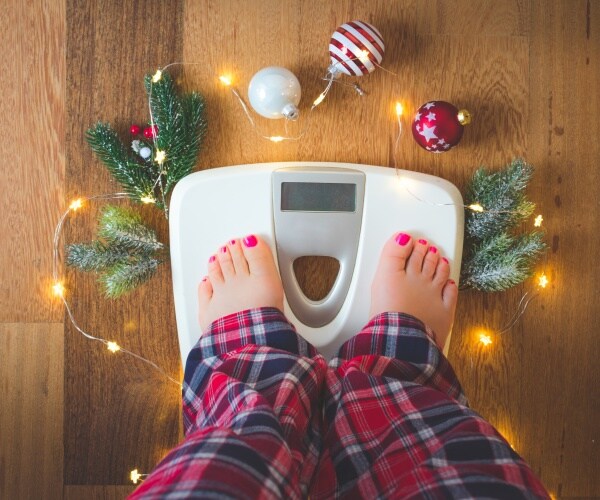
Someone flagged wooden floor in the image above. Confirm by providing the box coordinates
[1,1,598,498]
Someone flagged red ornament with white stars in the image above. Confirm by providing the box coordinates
[411,101,471,153]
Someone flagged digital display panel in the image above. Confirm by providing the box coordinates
[281,182,356,212]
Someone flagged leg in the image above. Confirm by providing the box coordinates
[312,233,549,499]
[130,236,327,499]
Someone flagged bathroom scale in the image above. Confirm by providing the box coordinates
[169,162,464,362]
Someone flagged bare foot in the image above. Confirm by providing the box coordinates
[370,232,458,350]
[197,235,285,331]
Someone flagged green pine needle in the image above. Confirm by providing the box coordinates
[466,159,536,240]
[100,258,161,298]
[87,70,207,214]
[461,232,546,292]
[98,205,163,253]
[461,159,547,292]
[66,204,167,297]
[66,241,130,272]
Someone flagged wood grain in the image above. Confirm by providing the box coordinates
[0,0,65,322]
[522,1,600,496]
[64,0,184,484]
[64,485,136,499]
[0,324,64,500]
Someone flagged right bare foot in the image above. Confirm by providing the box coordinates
[197,235,285,331]
[369,232,458,350]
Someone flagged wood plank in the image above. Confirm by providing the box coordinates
[522,1,600,497]
[64,485,136,499]
[65,0,184,484]
[0,324,64,500]
[0,0,65,321]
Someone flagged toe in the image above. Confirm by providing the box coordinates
[422,245,440,278]
[241,234,277,277]
[217,244,235,278]
[207,253,224,284]
[442,279,459,309]
[407,238,429,274]
[433,256,451,286]
[197,276,213,305]
[228,238,249,275]
[377,232,414,274]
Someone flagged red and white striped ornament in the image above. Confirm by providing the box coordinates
[329,20,385,77]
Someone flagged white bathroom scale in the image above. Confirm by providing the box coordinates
[169,162,464,362]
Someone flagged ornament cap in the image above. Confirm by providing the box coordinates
[281,103,300,121]
[457,109,472,126]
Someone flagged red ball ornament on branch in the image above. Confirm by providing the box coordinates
[130,124,141,135]
[143,125,158,139]
[411,101,471,153]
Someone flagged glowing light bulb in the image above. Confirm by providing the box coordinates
[69,198,83,211]
[479,333,493,346]
[219,75,232,86]
[269,136,285,143]
[130,469,142,484]
[140,195,155,204]
[538,273,549,288]
[395,102,403,116]
[154,150,166,164]
[52,281,65,298]
[313,93,326,107]
[358,49,370,63]
[534,214,543,227]
[152,69,163,83]
[469,203,484,212]
[107,341,121,353]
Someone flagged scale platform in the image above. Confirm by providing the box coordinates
[169,162,464,362]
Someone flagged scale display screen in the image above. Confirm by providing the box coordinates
[281,182,356,212]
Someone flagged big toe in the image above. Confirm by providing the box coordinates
[241,234,278,276]
[376,232,414,274]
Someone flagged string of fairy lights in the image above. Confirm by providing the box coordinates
[52,58,551,484]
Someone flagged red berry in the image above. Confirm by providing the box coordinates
[130,124,141,135]
[143,125,158,139]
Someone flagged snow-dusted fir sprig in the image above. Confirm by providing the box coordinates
[461,159,547,292]
[67,205,167,298]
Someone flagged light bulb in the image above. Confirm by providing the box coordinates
[107,341,121,353]
[152,69,163,83]
[469,203,484,212]
[219,75,232,86]
[69,198,83,211]
[155,150,166,164]
[52,282,65,298]
[395,102,403,116]
[478,333,493,346]
[534,214,543,227]
[140,196,155,204]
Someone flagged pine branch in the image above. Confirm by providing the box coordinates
[100,258,161,298]
[461,232,546,291]
[98,205,163,253]
[66,241,130,272]
[86,123,156,200]
[466,159,536,240]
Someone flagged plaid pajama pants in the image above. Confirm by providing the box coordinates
[130,307,549,499]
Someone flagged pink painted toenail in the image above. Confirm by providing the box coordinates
[395,233,411,246]
[448,279,456,285]
[429,246,438,254]
[230,239,236,245]
[202,276,208,282]
[220,246,227,253]
[243,235,258,247]
[442,257,449,264]
[418,239,427,245]
[209,255,216,263]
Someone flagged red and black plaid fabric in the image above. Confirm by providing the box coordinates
[130,308,549,499]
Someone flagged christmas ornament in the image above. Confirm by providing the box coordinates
[247,66,301,120]
[139,146,152,159]
[328,20,385,77]
[143,125,158,139]
[130,124,141,135]
[411,101,471,153]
